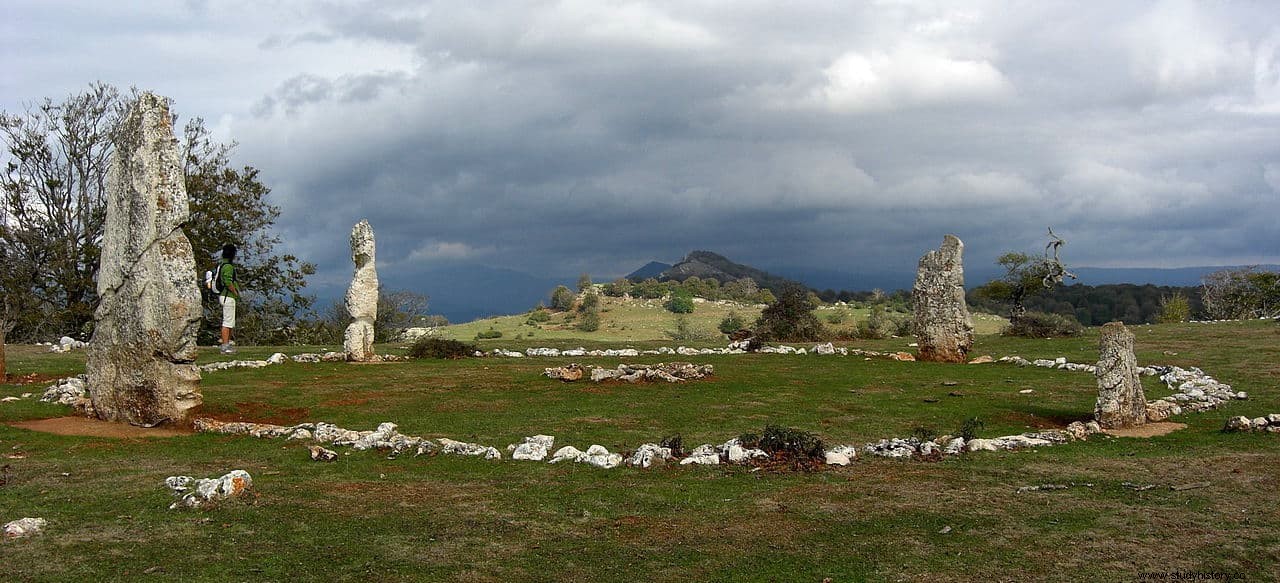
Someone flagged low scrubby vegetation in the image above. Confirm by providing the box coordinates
[1002,311,1083,338]
[407,337,475,359]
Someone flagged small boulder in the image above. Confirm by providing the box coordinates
[309,445,338,462]
[966,439,999,452]
[1224,416,1253,432]
[3,517,47,538]
[968,355,994,364]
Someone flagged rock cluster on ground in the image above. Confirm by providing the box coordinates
[1094,322,1148,429]
[45,336,88,353]
[1223,414,1280,433]
[86,92,203,426]
[3,517,47,538]
[343,219,379,362]
[911,235,975,363]
[165,470,252,509]
[543,362,714,383]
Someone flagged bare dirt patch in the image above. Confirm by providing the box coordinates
[1103,422,1187,438]
[3,372,63,385]
[8,416,192,438]
[194,401,311,425]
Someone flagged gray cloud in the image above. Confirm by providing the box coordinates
[5,0,1279,294]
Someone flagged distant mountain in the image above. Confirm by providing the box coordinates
[629,250,805,293]
[1070,265,1280,287]
[625,261,671,281]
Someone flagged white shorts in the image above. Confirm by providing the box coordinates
[220,296,237,329]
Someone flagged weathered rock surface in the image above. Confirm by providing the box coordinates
[166,470,252,509]
[1094,322,1148,429]
[343,219,378,361]
[509,435,556,461]
[86,92,202,426]
[626,443,673,468]
[309,445,338,462]
[544,364,585,382]
[40,376,89,409]
[911,235,974,363]
[3,517,47,538]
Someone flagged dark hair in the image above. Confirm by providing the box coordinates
[221,244,237,260]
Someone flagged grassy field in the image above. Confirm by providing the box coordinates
[435,295,1008,342]
[1,321,1278,581]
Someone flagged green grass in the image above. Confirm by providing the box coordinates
[435,295,1008,343]
[1,320,1278,581]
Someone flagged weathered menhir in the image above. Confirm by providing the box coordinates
[911,234,974,363]
[87,92,202,426]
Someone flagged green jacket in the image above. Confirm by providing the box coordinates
[218,260,240,299]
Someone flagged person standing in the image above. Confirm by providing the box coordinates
[217,244,241,354]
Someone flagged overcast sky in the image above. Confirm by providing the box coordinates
[4,0,1278,290]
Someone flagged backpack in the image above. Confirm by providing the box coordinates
[204,263,225,294]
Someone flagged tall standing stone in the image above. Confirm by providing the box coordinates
[1094,321,1148,428]
[911,235,974,363]
[343,220,378,361]
[87,93,202,426]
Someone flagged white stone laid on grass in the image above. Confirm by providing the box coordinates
[3,517,48,538]
[626,443,673,468]
[165,470,253,510]
[509,435,556,461]
[1223,415,1280,433]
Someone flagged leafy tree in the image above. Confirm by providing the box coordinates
[665,289,695,314]
[602,278,631,297]
[577,289,600,312]
[718,310,745,334]
[576,273,593,293]
[972,230,1076,323]
[755,283,825,341]
[180,118,316,344]
[577,309,601,332]
[1157,292,1191,323]
[549,285,575,311]
[722,277,759,301]
[631,278,669,299]
[0,83,121,340]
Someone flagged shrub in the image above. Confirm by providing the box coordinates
[718,310,745,334]
[602,278,632,297]
[549,285,575,311]
[665,290,695,314]
[910,426,938,443]
[577,273,593,293]
[664,315,713,341]
[659,434,685,457]
[755,283,825,341]
[1158,292,1191,323]
[957,417,985,441]
[577,310,601,332]
[826,309,848,324]
[856,304,905,339]
[739,425,826,460]
[525,309,551,325]
[578,290,600,312]
[1003,311,1083,338]
[475,328,503,340]
[408,337,475,359]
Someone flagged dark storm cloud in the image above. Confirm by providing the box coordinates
[5,1,1279,291]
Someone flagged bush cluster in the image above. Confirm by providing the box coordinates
[408,337,475,359]
[475,328,503,340]
[1003,311,1083,338]
[738,425,826,460]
